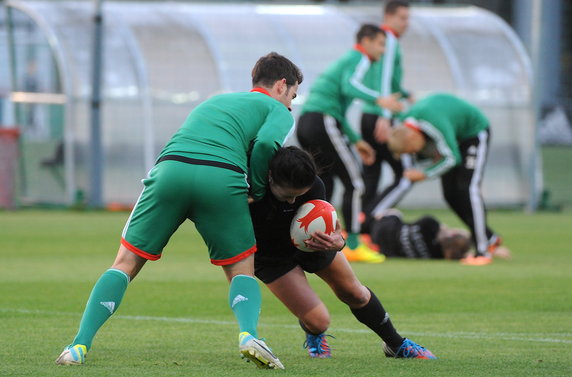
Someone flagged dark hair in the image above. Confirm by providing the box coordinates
[269,146,316,189]
[384,0,409,15]
[356,24,385,44]
[251,52,303,88]
[441,234,472,260]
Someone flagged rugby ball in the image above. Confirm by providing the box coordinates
[290,200,338,252]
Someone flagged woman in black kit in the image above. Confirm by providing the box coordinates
[250,146,436,360]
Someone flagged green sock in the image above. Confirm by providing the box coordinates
[228,275,261,338]
[347,233,360,249]
[72,268,130,350]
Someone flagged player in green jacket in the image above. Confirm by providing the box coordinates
[296,24,401,264]
[361,0,414,218]
[56,52,303,369]
[381,93,503,266]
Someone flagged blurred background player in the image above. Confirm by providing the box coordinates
[369,209,472,260]
[55,52,303,370]
[296,24,402,263]
[361,1,414,220]
[251,146,437,360]
[370,209,511,260]
[383,93,505,266]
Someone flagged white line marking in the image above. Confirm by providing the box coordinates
[2,308,571,344]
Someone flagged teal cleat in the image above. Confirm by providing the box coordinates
[55,344,88,365]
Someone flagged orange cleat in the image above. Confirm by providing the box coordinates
[360,234,380,252]
[342,243,385,263]
[488,236,512,260]
[460,255,493,266]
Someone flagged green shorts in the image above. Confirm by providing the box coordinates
[121,157,256,265]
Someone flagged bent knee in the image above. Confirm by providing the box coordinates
[335,285,370,308]
[300,311,331,334]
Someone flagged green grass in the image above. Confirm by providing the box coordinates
[541,146,572,210]
[1,209,571,376]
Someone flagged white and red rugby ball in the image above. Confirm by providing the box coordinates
[290,200,338,252]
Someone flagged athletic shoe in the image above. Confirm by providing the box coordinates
[239,332,284,369]
[488,235,503,254]
[55,344,88,365]
[360,233,380,252]
[303,333,333,358]
[342,244,385,264]
[383,338,437,359]
[488,236,512,259]
[460,255,493,266]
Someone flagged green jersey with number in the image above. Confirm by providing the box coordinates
[400,93,489,178]
[159,90,295,200]
[301,48,380,143]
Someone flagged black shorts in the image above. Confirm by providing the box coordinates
[254,245,337,284]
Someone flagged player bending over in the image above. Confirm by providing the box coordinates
[56,52,303,370]
[370,93,505,266]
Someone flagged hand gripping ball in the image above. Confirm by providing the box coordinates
[290,200,337,252]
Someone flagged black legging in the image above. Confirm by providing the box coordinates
[360,113,412,232]
[297,112,364,234]
[441,129,495,255]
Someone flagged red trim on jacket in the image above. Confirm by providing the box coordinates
[404,119,421,132]
[381,24,400,38]
[121,238,161,261]
[354,43,374,61]
[251,87,272,97]
[210,245,257,266]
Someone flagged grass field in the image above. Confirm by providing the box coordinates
[1,209,571,377]
[541,146,572,210]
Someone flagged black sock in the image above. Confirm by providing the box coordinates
[350,287,404,350]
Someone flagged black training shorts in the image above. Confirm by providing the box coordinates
[255,245,337,284]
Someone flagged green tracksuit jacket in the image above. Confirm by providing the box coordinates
[399,93,489,178]
[301,47,381,143]
[363,27,410,118]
